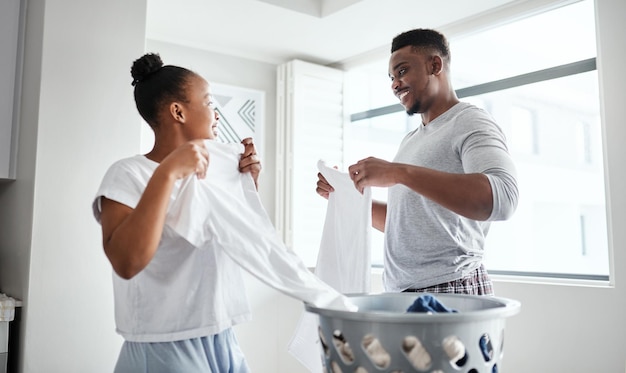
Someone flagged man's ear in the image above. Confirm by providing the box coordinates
[170,102,185,123]
[431,55,443,75]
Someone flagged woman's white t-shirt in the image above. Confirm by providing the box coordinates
[93,153,251,343]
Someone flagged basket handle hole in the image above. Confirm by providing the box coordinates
[402,336,432,371]
[362,334,391,369]
[331,329,355,364]
[318,326,330,358]
[330,360,342,373]
[479,333,494,362]
[442,335,468,368]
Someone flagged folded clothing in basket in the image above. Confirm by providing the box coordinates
[406,294,458,313]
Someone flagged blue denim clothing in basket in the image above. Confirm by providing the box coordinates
[406,294,458,313]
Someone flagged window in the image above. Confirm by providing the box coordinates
[275,60,345,266]
[508,106,536,155]
[343,0,609,279]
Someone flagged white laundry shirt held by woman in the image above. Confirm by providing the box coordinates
[167,140,357,312]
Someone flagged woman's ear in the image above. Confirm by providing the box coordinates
[169,102,185,123]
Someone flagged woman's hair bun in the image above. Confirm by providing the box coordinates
[130,53,164,86]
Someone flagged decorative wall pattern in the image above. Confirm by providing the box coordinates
[212,82,265,156]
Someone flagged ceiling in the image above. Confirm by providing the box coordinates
[145,0,518,67]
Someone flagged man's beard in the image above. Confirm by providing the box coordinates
[406,100,421,116]
[406,76,430,116]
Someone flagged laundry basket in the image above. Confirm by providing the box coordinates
[305,293,520,373]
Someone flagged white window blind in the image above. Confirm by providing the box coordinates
[275,60,345,266]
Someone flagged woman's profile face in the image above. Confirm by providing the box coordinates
[180,75,220,140]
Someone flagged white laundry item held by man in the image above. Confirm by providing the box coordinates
[288,160,372,372]
[314,160,372,293]
[166,140,357,312]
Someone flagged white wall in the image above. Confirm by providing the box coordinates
[0,0,147,371]
[0,0,623,372]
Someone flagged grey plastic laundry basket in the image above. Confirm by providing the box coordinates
[305,293,521,373]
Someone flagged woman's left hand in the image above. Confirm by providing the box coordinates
[239,137,262,189]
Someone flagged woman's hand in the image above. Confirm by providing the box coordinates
[239,137,261,189]
[159,139,209,180]
[316,172,334,199]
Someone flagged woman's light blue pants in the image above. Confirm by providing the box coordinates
[114,328,251,373]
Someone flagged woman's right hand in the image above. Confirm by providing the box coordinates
[100,139,209,279]
[159,139,210,180]
[316,172,335,199]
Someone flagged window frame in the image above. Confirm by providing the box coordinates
[350,58,596,122]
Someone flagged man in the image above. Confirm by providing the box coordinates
[316,28,518,295]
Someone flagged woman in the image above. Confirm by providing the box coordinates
[92,53,260,372]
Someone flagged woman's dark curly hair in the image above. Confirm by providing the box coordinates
[130,53,197,127]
